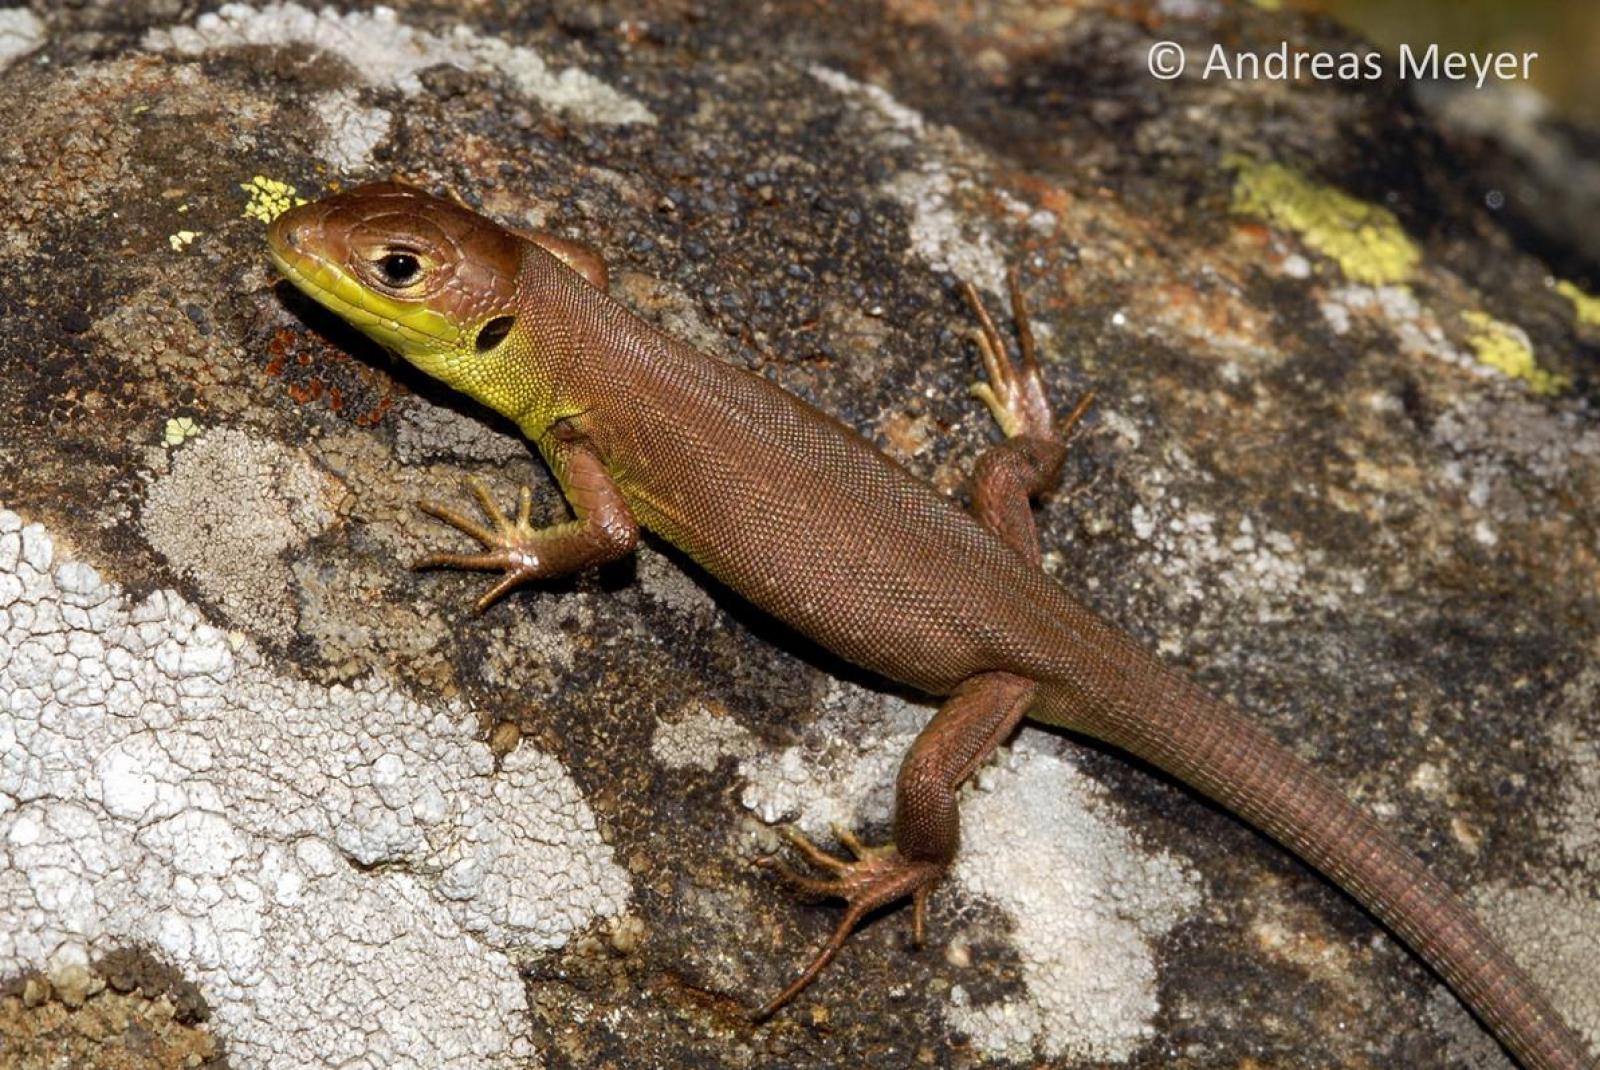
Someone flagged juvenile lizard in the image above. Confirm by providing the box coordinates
[265,182,1594,1069]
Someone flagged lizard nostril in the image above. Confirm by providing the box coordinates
[267,212,305,253]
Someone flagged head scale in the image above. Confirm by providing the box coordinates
[266,182,534,418]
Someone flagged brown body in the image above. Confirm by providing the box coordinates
[268,184,1594,1069]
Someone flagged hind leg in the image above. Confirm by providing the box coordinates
[963,267,1093,564]
[753,671,1037,1019]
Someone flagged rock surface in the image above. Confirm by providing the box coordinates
[0,2,1595,1069]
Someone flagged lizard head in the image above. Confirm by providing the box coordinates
[266,182,535,418]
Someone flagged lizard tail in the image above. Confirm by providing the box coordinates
[1038,662,1594,1070]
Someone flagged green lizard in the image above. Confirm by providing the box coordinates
[266,182,1594,1069]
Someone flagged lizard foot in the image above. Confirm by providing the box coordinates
[413,476,547,612]
[963,267,1094,441]
[752,823,943,1020]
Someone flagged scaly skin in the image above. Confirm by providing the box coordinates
[266,183,1594,1069]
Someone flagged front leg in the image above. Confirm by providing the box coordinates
[756,671,1037,1018]
[414,438,639,612]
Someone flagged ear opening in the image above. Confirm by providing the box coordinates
[476,315,516,352]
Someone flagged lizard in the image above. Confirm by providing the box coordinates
[264,181,1594,1069]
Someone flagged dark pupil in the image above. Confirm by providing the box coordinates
[379,253,420,285]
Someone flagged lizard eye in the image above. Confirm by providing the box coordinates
[377,252,422,287]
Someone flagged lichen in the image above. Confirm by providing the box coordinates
[944,741,1200,1061]
[240,175,305,225]
[1556,280,1600,330]
[161,416,199,446]
[0,7,46,69]
[148,2,654,126]
[0,506,632,1068]
[1462,310,1570,396]
[1229,157,1421,286]
[809,66,1008,297]
[140,427,343,643]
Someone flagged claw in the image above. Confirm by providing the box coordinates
[1005,265,1040,376]
[1060,389,1096,438]
[961,280,1008,371]
[754,855,840,899]
[966,324,1009,395]
[411,549,502,572]
[472,565,537,613]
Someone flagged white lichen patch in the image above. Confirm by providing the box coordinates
[140,427,345,643]
[808,64,928,142]
[1473,883,1600,1054]
[887,166,1009,298]
[145,2,654,127]
[686,674,1200,1059]
[1127,490,1366,625]
[651,700,760,772]
[1556,723,1600,862]
[0,7,45,69]
[313,87,393,172]
[635,543,719,618]
[0,508,631,1069]
[947,740,1201,1061]
[1425,983,1515,1070]
[1415,393,1600,559]
[479,594,587,692]
[1552,667,1600,866]
[1431,394,1600,491]
[391,396,530,467]
[736,678,927,830]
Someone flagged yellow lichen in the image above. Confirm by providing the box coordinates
[1461,311,1569,396]
[1229,157,1420,286]
[1556,280,1600,329]
[163,416,200,446]
[241,175,307,225]
[168,229,199,252]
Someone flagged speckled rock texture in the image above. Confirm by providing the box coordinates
[0,3,1595,1069]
